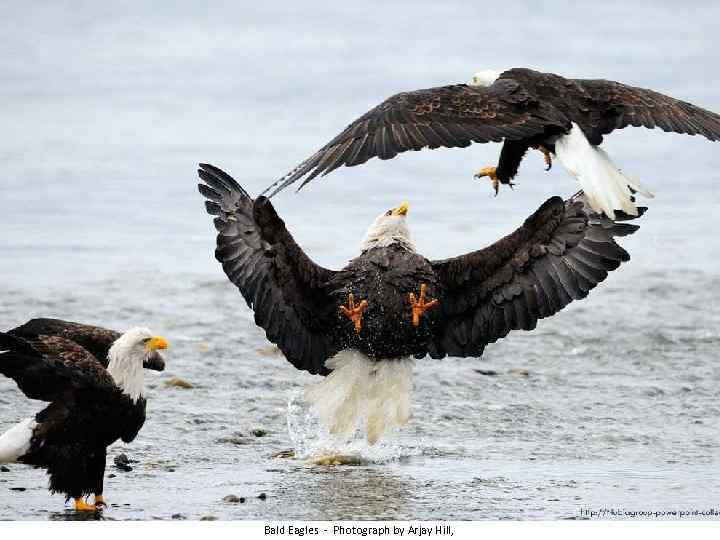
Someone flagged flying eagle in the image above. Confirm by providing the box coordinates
[263,68,720,218]
[199,163,643,444]
[0,319,168,511]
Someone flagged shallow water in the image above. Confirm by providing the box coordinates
[1,1,719,521]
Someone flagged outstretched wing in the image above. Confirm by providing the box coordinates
[424,193,642,359]
[575,78,720,143]
[504,68,720,144]
[0,332,117,402]
[8,318,165,371]
[198,163,343,375]
[264,80,569,196]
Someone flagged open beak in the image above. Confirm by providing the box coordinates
[392,201,410,216]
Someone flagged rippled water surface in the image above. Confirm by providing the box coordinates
[0,1,719,520]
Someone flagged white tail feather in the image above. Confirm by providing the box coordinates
[555,123,654,219]
[0,418,36,463]
[304,350,414,445]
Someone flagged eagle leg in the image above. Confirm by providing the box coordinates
[531,144,553,171]
[408,283,439,328]
[94,495,107,508]
[473,166,515,196]
[74,497,98,512]
[339,293,368,335]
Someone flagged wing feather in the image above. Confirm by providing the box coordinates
[198,164,341,375]
[425,193,643,358]
[263,82,568,196]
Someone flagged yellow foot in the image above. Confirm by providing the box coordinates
[532,144,553,171]
[408,283,439,328]
[339,293,368,335]
[74,497,98,512]
[474,166,514,196]
[94,495,106,508]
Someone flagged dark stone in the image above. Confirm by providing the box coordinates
[252,428,268,437]
[474,369,499,376]
[171,513,186,520]
[0,466,9,472]
[200,515,218,521]
[258,493,267,500]
[223,494,245,503]
[108,474,117,478]
[114,454,133,472]
[10,487,26,491]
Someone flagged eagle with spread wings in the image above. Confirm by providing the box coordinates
[199,163,643,444]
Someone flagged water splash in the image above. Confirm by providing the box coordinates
[286,387,410,465]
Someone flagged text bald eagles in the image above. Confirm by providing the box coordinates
[264,524,454,537]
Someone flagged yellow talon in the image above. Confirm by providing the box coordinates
[339,293,369,335]
[408,283,439,328]
[474,166,500,195]
[74,497,98,512]
[532,144,553,171]
[94,495,106,508]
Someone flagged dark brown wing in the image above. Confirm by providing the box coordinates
[423,193,642,359]
[198,163,342,375]
[504,68,720,144]
[8,318,165,371]
[264,81,569,196]
[9,319,119,365]
[31,334,102,368]
[0,332,117,402]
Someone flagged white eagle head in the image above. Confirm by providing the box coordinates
[107,328,169,402]
[360,201,415,252]
[469,69,502,87]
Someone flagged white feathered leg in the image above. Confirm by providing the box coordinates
[304,351,414,445]
[555,123,654,219]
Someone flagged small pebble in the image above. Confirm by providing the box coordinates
[0,466,10,472]
[258,493,267,500]
[217,436,249,446]
[223,495,245,503]
[200,515,218,521]
[508,368,530,376]
[172,513,186,520]
[108,474,116,478]
[10,487,26,491]
[474,369,498,376]
[252,429,267,437]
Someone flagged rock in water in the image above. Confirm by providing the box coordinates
[164,377,194,389]
[223,495,246,503]
[114,454,133,472]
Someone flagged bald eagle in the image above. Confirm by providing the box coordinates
[199,163,643,444]
[263,67,720,218]
[0,319,168,511]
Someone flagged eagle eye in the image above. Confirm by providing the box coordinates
[385,210,392,216]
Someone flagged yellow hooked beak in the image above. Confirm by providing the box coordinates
[146,336,169,351]
[391,201,410,216]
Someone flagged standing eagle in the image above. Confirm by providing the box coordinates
[263,68,720,218]
[0,319,168,511]
[199,163,643,444]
